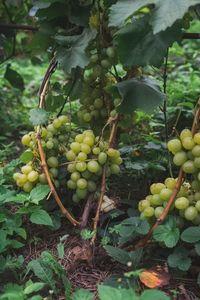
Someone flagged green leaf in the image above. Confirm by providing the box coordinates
[140,289,170,300]
[29,107,49,126]
[0,230,7,252]
[153,216,179,248]
[20,151,33,163]
[98,285,138,300]
[151,0,200,34]
[30,185,50,202]
[29,296,43,300]
[4,64,24,90]
[116,16,181,68]
[168,246,191,271]
[70,288,94,300]
[57,243,64,260]
[56,28,96,73]
[195,242,200,255]
[8,239,24,249]
[15,228,27,240]
[24,282,46,294]
[104,245,130,265]
[120,217,150,235]
[69,4,92,26]
[45,94,65,112]
[109,0,157,27]
[129,248,143,268]
[115,78,166,115]
[30,210,53,226]
[181,226,200,243]
[0,283,24,300]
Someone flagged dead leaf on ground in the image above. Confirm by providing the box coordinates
[139,265,170,288]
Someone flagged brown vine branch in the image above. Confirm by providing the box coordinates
[0,23,40,31]
[80,192,95,230]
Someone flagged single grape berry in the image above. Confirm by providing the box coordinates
[28,171,39,182]
[184,206,198,220]
[175,197,189,210]
[87,161,99,173]
[167,139,182,153]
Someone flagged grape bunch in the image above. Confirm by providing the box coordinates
[13,115,70,192]
[66,129,122,203]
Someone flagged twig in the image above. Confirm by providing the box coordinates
[80,193,95,229]
[0,23,39,31]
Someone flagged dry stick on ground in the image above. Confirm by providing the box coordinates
[130,98,200,251]
[90,114,119,245]
[36,61,80,226]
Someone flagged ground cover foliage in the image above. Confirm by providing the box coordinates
[1,0,200,299]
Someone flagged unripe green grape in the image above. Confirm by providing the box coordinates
[47,124,57,135]
[154,206,164,218]
[75,134,84,143]
[66,150,76,161]
[41,127,47,137]
[52,138,59,148]
[47,157,58,168]
[192,213,200,225]
[106,166,111,177]
[77,152,87,161]
[23,181,33,193]
[81,144,91,154]
[77,178,87,189]
[159,188,173,201]
[194,132,200,144]
[18,173,27,184]
[194,192,200,201]
[191,180,200,192]
[54,180,60,189]
[71,171,81,182]
[46,140,54,149]
[151,194,163,206]
[110,164,120,175]
[21,165,32,175]
[90,53,98,63]
[13,172,21,181]
[150,183,165,195]
[58,135,66,142]
[146,195,153,202]
[187,150,194,160]
[138,199,150,212]
[28,171,39,182]
[106,46,115,58]
[92,147,100,155]
[83,136,95,147]
[76,188,88,199]
[46,131,53,139]
[53,118,62,129]
[83,130,94,137]
[94,98,103,109]
[110,109,117,118]
[91,110,99,120]
[49,168,58,178]
[70,142,81,154]
[41,140,46,147]
[182,137,194,150]
[175,197,189,209]
[98,152,107,165]
[82,169,92,179]
[114,98,121,107]
[87,180,97,192]
[58,115,68,124]
[76,161,87,172]
[188,194,195,203]
[195,200,200,212]
[101,59,110,68]
[167,139,182,153]
[67,164,76,173]
[67,179,77,189]
[87,160,99,173]
[72,193,80,203]
[192,145,200,157]
[21,134,31,146]
[182,160,196,174]
[177,185,189,197]
[164,178,176,190]
[180,129,192,141]
[144,206,154,217]
[83,113,92,122]
[39,173,48,184]
[173,151,187,166]
[184,206,198,220]
[16,178,24,187]
[194,157,200,168]
[107,148,116,157]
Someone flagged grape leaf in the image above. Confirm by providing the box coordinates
[181,226,200,243]
[29,107,48,126]
[30,185,50,202]
[20,151,33,163]
[4,64,24,90]
[30,210,53,226]
[168,246,191,271]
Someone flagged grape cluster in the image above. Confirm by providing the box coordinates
[13,115,70,192]
[66,129,122,202]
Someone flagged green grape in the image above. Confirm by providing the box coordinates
[77,152,87,161]
[132,111,138,123]
[110,110,117,118]
[75,134,84,143]
[159,188,172,201]
[182,160,196,174]
[98,152,107,165]
[87,161,99,173]
[76,161,87,172]
[28,171,39,182]
[16,178,24,187]
[177,185,189,197]
[46,131,53,139]
[180,129,192,141]
[49,168,58,178]
[81,144,91,154]
[58,115,68,123]
[106,166,111,177]
[194,192,200,201]
[41,127,47,137]
[52,138,59,148]
[83,136,95,147]
[71,171,81,182]
[194,157,200,168]
[47,157,58,168]
[54,180,60,189]
[82,170,92,179]
[13,172,21,181]
[46,140,54,149]
[58,135,66,142]
[145,195,152,202]
[90,54,98,63]
[23,181,33,193]
[67,164,76,173]
[195,200,200,212]
[138,199,150,212]
[53,118,62,129]
[192,145,200,157]
[92,147,100,155]
[114,98,121,107]
[21,165,32,175]
[191,180,200,192]
[94,98,103,109]
[76,188,88,199]
[167,139,182,153]
[175,197,189,209]
[154,206,164,218]
[101,59,110,68]
[173,151,187,166]
[41,140,46,148]
[70,142,81,154]
[192,214,200,225]
[77,178,87,189]
[144,207,154,217]
[164,178,176,190]
[21,134,31,146]
[83,113,92,122]
[47,124,57,135]
[100,108,107,118]
[107,148,117,157]
[18,174,27,184]
[39,173,48,184]
[187,150,194,160]
[72,193,80,203]
[66,150,76,161]
[182,137,195,150]
[194,132,200,144]
[184,206,198,220]
[110,164,120,175]
[67,179,77,189]
[151,194,163,206]
[106,46,116,58]
[150,183,165,195]
[87,180,97,192]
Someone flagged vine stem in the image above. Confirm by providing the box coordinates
[36,60,80,226]
[90,114,119,245]
[130,98,200,251]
